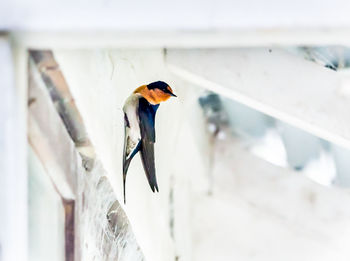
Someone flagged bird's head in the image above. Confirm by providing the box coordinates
[134,81,176,105]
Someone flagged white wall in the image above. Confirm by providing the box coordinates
[53,49,207,261]
[53,48,350,261]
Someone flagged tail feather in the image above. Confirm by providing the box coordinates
[140,140,159,193]
[123,172,126,204]
[122,141,141,204]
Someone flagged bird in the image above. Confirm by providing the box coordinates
[122,81,176,204]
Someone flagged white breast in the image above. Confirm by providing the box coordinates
[123,93,142,146]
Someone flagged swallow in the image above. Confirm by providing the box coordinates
[122,81,176,204]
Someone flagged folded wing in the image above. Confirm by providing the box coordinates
[138,98,160,192]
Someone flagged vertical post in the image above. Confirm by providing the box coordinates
[62,199,75,261]
[0,35,27,261]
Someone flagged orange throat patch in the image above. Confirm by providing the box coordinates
[134,85,171,105]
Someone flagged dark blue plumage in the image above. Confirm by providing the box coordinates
[138,98,160,192]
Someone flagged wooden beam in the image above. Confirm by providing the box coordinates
[63,199,75,261]
[28,50,145,261]
[167,48,350,149]
[28,57,78,199]
[10,29,350,50]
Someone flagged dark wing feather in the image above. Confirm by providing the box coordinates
[138,98,160,192]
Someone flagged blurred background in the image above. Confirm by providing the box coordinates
[2,1,350,261]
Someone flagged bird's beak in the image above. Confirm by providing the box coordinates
[166,86,177,97]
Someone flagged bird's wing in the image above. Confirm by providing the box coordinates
[123,112,141,204]
[138,98,160,192]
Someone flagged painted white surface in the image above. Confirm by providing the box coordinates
[28,59,76,199]
[0,36,27,261]
[194,136,350,261]
[28,146,65,261]
[53,48,350,261]
[10,30,350,50]
[53,49,181,261]
[167,48,350,149]
[2,0,350,31]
